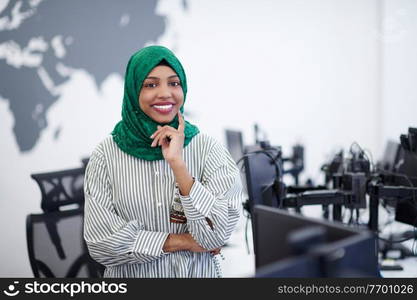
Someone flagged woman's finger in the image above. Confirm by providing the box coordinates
[158,128,178,146]
[177,111,185,133]
[210,248,221,255]
[151,135,161,147]
[152,128,176,147]
[150,125,171,141]
[159,132,172,146]
[151,129,166,147]
[150,125,163,139]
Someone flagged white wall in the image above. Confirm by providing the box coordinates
[159,0,381,185]
[0,0,416,277]
[381,0,417,143]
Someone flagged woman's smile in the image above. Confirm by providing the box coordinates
[151,102,175,115]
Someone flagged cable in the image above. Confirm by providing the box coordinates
[347,208,351,225]
[244,213,251,255]
[240,202,252,255]
[237,148,284,208]
[364,148,375,173]
[381,170,417,188]
[237,148,284,255]
[236,148,283,178]
[378,235,417,244]
[378,170,417,206]
[413,218,417,255]
[355,208,360,225]
[349,141,361,155]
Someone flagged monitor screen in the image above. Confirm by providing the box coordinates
[225,129,244,163]
[253,205,379,277]
[387,147,417,226]
[379,140,401,173]
[244,148,281,214]
[395,197,417,227]
[396,148,417,184]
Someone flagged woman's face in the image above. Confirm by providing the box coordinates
[139,65,184,124]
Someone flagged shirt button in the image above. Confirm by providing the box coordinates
[157,202,162,207]
[155,171,159,176]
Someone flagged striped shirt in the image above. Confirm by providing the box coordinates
[83,133,244,278]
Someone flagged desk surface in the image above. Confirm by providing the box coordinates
[381,257,417,278]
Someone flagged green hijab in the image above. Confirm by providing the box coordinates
[112,46,199,161]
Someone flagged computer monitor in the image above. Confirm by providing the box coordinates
[253,205,379,277]
[244,148,283,214]
[393,148,417,227]
[379,140,401,173]
[395,199,417,227]
[395,130,417,226]
[225,129,244,163]
[396,147,417,185]
[379,144,417,227]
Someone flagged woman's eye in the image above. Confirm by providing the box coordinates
[144,83,157,88]
[169,81,181,87]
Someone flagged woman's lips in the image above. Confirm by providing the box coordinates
[152,104,174,115]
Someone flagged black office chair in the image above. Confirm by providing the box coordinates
[28,164,104,278]
[30,167,86,213]
[26,208,104,278]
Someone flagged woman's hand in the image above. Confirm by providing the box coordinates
[151,111,193,195]
[150,111,185,165]
[163,233,221,255]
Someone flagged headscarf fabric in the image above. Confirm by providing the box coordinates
[112,46,199,161]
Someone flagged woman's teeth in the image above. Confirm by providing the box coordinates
[153,104,173,110]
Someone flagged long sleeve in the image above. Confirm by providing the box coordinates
[179,140,244,250]
[83,149,169,268]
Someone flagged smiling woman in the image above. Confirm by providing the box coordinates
[83,45,245,278]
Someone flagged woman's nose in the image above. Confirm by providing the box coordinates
[157,85,171,98]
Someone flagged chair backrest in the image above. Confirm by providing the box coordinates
[31,167,86,212]
[26,208,104,278]
[81,157,90,168]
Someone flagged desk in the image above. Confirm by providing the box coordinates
[381,257,417,278]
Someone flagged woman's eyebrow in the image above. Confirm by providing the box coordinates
[145,75,179,80]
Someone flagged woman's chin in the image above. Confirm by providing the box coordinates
[153,114,176,124]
